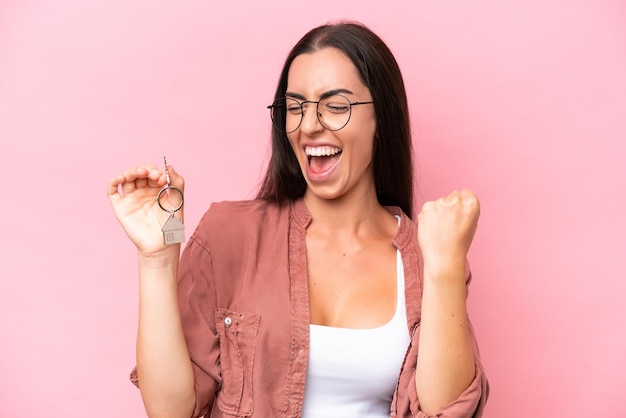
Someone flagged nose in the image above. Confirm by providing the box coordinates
[299,102,324,135]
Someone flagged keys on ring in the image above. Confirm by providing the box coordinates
[158,154,185,244]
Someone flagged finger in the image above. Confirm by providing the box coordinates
[419,199,434,213]
[120,166,154,194]
[444,190,461,205]
[459,189,480,214]
[106,174,124,204]
[121,178,137,195]
[460,189,479,204]
[146,168,167,189]
[122,166,151,182]
[135,177,149,189]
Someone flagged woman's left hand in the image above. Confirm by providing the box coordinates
[417,189,480,280]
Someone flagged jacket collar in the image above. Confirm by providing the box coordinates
[290,197,414,250]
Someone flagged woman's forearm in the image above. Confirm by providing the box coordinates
[415,263,476,415]
[136,252,195,418]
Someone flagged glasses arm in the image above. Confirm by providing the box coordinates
[350,101,374,106]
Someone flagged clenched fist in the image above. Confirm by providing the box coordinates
[417,189,480,281]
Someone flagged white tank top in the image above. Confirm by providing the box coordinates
[301,249,411,418]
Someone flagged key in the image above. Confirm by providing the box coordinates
[157,154,185,244]
[162,213,185,245]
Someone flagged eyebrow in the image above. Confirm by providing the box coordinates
[285,88,355,100]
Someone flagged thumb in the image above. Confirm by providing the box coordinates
[166,165,185,191]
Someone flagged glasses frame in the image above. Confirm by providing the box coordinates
[267,94,374,133]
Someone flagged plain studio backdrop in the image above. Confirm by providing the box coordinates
[1,1,625,416]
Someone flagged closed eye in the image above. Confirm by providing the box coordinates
[286,105,302,114]
[323,103,350,114]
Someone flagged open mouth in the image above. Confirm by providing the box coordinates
[305,146,342,174]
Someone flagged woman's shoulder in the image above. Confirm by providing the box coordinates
[191,199,291,244]
[205,198,288,219]
[384,205,417,247]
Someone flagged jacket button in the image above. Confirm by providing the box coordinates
[224,317,233,326]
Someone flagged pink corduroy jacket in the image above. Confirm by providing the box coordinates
[131,198,488,417]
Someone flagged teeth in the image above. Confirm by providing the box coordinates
[305,146,341,157]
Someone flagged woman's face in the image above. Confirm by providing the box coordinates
[286,47,377,203]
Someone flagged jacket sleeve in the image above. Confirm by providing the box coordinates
[176,233,222,418]
[407,320,489,417]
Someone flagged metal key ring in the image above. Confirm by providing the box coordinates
[157,186,184,213]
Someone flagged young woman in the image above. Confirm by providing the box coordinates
[107,22,488,418]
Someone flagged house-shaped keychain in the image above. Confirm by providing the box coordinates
[162,215,185,244]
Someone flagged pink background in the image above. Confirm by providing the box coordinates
[1,1,625,416]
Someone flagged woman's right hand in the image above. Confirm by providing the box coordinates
[106,165,185,257]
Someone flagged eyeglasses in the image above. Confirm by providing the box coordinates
[267,94,374,133]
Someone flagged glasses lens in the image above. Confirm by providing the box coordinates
[270,98,303,133]
[318,95,351,131]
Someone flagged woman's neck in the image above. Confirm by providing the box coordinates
[302,189,396,241]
